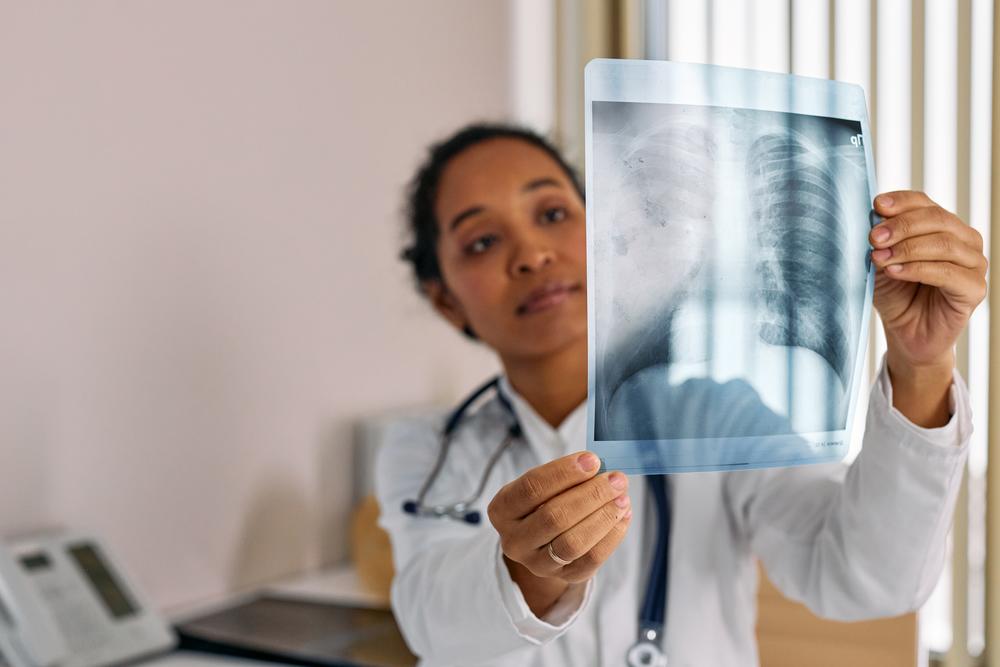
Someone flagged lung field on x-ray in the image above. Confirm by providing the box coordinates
[592,101,868,442]
[596,123,717,415]
[747,131,852,386]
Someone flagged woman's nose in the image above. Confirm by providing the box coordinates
[512,241,555,275]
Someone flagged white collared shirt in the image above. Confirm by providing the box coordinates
[376,356,969,666]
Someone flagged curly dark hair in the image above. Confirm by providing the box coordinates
[400,123,585,297]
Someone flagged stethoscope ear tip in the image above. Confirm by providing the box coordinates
[402,500,418,515]
[463,511,482,525]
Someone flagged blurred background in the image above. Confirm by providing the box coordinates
[0,1,996,666]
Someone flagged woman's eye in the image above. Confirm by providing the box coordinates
[466,234,498,255]
[541,207,567,224]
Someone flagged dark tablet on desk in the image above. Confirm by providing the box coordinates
[175,596,416,667]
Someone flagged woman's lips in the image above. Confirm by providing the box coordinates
[517,283,582,315]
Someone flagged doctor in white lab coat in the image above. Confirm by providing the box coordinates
[376,123,986,666]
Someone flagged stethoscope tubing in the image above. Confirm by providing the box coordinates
[403,376,517,524]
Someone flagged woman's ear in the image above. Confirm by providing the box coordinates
[422,279,471,335]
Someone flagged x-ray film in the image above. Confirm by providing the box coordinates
[586,60,876,474]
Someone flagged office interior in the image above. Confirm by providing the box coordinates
[2,1,999,666]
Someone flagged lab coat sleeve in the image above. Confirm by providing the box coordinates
[495,545,593,639]
[725,355,971,621]
[374,417,592,665]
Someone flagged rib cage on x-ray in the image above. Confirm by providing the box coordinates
[591,99,870,447]
[586,64,874,473]
[618,124,718,229]
[746,132,853,387]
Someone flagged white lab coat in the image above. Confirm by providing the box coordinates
[375,357,971,667]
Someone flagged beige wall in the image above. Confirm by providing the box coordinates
[0,0,509,610]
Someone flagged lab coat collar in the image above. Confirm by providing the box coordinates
[497,375,587,461]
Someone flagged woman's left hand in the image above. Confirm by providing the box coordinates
[870,191,987,365]
[868,191,987,426]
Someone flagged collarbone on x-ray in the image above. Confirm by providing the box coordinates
[586,60,875,474]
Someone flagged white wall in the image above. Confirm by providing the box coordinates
[0,0,508,610]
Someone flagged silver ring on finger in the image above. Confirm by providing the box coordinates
[547,541,573,567]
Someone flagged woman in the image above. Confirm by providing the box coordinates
[375,123,984,666]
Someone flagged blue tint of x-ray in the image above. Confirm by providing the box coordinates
[585,60,876,474]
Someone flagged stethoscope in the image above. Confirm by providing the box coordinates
[403,377,672,667]
[402,376,520,524]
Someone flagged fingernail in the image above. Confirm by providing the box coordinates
[887,264,903,274]
[871,248,891,261]
[623,508,633,520]
[873,226,890,243]
[609,472,627,490]
[578,453,600,472]
[877,195,894,208]
[615,494,630,508]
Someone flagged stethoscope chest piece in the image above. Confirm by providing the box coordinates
[627,638,668,667]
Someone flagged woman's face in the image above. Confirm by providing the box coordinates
[428,138,588,361]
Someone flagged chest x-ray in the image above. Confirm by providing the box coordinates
[585,60,876,474]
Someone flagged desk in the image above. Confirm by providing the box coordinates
[264,566,388,610]
[173,566,415,667]
[145,652,294,667]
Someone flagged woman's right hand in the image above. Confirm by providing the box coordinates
[486,451,632,616]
